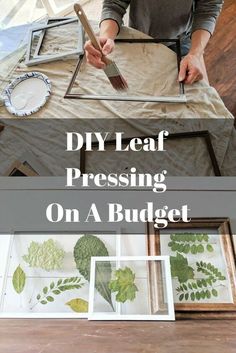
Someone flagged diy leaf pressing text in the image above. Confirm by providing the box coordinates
[66,131,169,152]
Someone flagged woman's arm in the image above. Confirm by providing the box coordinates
[85,0,130,69]
[179,0,224,84]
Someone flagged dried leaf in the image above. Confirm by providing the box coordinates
[109,267,138,303]
[74,235,113,308]
[12,265,26,294]
[66,298,88,313]
[23,239,65,271]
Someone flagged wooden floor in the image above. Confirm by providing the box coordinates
[0,320,235,353]
[205,0,236,117]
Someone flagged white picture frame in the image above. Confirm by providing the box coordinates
[0,228,120,318]
[25,18,84,67]
[88,256,175,321]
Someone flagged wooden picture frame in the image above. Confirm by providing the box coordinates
[64,38,186,103]
[25,18,84,66]
[4,152,52,176]
[4,161,38,176]
[80,130,221,176]
[146,218,236,319]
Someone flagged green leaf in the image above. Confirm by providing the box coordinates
[170,253,194,283]
[185,293,189,301]
[22,239,65,271]
[40,300,47,305]
[12,265,26,294]
[196,292,201,300]
[52,290,61,295]
[206,244,214,252]
[43,287,48,295]
[74,235,113,309]
[35,278,84,308]
[66,298,89,313]
[197,280,202,288]
[191,245,197,254]
[179,294,184,301]
[57,279,63,286]
[46,296,54,302]
[109,267,138,303]
[203,234,209,242]
[190,292,195,301]
[197,244,204,253]
[212,289,218,297]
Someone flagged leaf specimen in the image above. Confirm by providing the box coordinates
[109,267,138,303]
[23,239,65,271]
[12,265,26,294]
[170,253,194,283]
[66,298,88,313]
[168,233,214,254]
[196,261,226,281]
[31,277,84,309]
[74,235,113,308]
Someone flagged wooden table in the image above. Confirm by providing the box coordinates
[0,320,235,353]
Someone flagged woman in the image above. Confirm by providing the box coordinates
[85,0,223,84]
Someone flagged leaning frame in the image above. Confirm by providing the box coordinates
[88,255,175,321]
[80,130,221,176]
[64,38,186,103]
[25,18,84,66]
[146,218,236,319]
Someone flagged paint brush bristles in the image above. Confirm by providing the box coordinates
[74,3,128,91]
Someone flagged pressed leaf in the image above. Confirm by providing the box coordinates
[212,289,218,297]
[196,291,201,300]
[34,277,84,309]
[170,253,194,283]
[43,287,48,295]
[74,235,113,308]
[66,298,88,313]
[46,296,54,302]
[185,293,189,301]
[206,244,214,252]
[57,279,63,286]
[23,239,65,271]
[109,267,138,303]
[40,300,47,305]
[52,290,61,295]
[12,265,26,294]
[179,294,184,301]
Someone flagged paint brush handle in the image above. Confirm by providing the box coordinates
[74,3,111,65]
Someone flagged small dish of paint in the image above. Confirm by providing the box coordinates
[3,72,51,116]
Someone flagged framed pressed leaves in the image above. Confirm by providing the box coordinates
[88,256,175,321]
[146,218,236,319]
[0,230,120,318]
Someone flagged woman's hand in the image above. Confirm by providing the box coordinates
[178,53,204,84]
[84,37,115,69]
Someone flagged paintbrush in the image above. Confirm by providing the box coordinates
[74,3,128,91]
